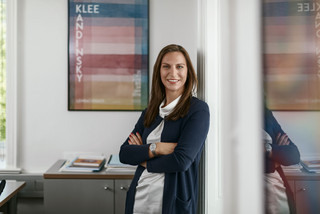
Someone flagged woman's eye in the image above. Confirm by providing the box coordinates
[162,65,169,69]
[177,65,184,69]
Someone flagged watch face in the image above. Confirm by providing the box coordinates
[265,143,272,152]
[150,143,156,151]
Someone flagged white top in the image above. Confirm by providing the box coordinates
[133,96,181,214]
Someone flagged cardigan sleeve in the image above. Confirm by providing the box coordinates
[270,143,300,166]
[265,108,300,166]
[147,102,210,173]
[119,110,150,166]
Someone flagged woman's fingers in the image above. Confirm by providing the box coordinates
[277,134,285,145]
[280,135,289,145]
[136,132,142,144]
[276,133,290,146]
[276,133,281,142]
[128,132,143,145]
[128,133,137,145]
[282,135,290,145]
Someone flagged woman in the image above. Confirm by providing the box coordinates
[264,107,300,214]
[119,44,210,214]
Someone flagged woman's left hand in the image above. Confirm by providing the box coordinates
[128,132,143,145]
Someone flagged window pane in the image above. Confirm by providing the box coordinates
[0,0,6,168]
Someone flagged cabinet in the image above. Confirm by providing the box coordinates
[285,171,320,214]
[115,179,131,214]
[44,160,133,214]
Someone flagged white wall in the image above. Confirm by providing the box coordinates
[17,0,198,173]
[273,111,320,157]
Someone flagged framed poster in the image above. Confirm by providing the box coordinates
[68,0,149,111]
[263,0,320,110]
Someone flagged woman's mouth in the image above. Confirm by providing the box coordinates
[168,79,179,83]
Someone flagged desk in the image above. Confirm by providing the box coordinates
[0,181,26,214]
[44,160,134,214]
[43,159,134,179]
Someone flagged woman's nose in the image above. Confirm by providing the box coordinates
[169,67,178,75]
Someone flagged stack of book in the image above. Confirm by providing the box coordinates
[60,155,106,172]
[106,154,136,173]
[282,163,303,172]
[300,158,320,173]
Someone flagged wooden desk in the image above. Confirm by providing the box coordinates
[0,180,26,214]
[44,160,134,214]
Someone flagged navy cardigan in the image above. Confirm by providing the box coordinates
[119,97,210,214]
[264,108,300,173]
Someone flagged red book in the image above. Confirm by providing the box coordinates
[72,155,106,167]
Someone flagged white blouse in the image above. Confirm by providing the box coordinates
[133,96,181,214]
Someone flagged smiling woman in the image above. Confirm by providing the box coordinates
[119,44,209,214]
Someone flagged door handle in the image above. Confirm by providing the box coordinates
[120,186,128,190]
[297,187,306,192]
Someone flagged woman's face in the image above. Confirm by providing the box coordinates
[160,51,188,97]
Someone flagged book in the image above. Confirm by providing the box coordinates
[60,160,106,172]
[282,164,303,172]
[106,154,136,173]
[301,165,320,173]
[105,167,136,173]
[60,155,106,172]
[300,157,320,173]
[107,154,135,168]
[72,155,106,167]
[300,159,320,168]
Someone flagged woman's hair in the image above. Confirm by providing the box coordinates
[144,44,198,127]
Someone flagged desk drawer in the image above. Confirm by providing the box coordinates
[44,179,114,214]
[295,180,320,214]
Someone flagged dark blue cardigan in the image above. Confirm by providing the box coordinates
[264,108,300,173]
[119,97,210,214]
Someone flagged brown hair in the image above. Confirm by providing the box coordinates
[144,44,198,127]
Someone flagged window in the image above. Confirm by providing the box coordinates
[0,0,18,171]
[0,0,6,168]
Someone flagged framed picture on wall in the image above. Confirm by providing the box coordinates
[68,0,149,111]
[263,0,320,110]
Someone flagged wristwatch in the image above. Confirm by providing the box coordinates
[265,143,272,157]
[150,143,157,156]
[265,143,272,153]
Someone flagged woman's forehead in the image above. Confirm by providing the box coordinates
[162,52,186,64]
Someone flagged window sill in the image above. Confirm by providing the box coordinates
[0,168,21,174]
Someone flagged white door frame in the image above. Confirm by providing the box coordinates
[201,0,264,213]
